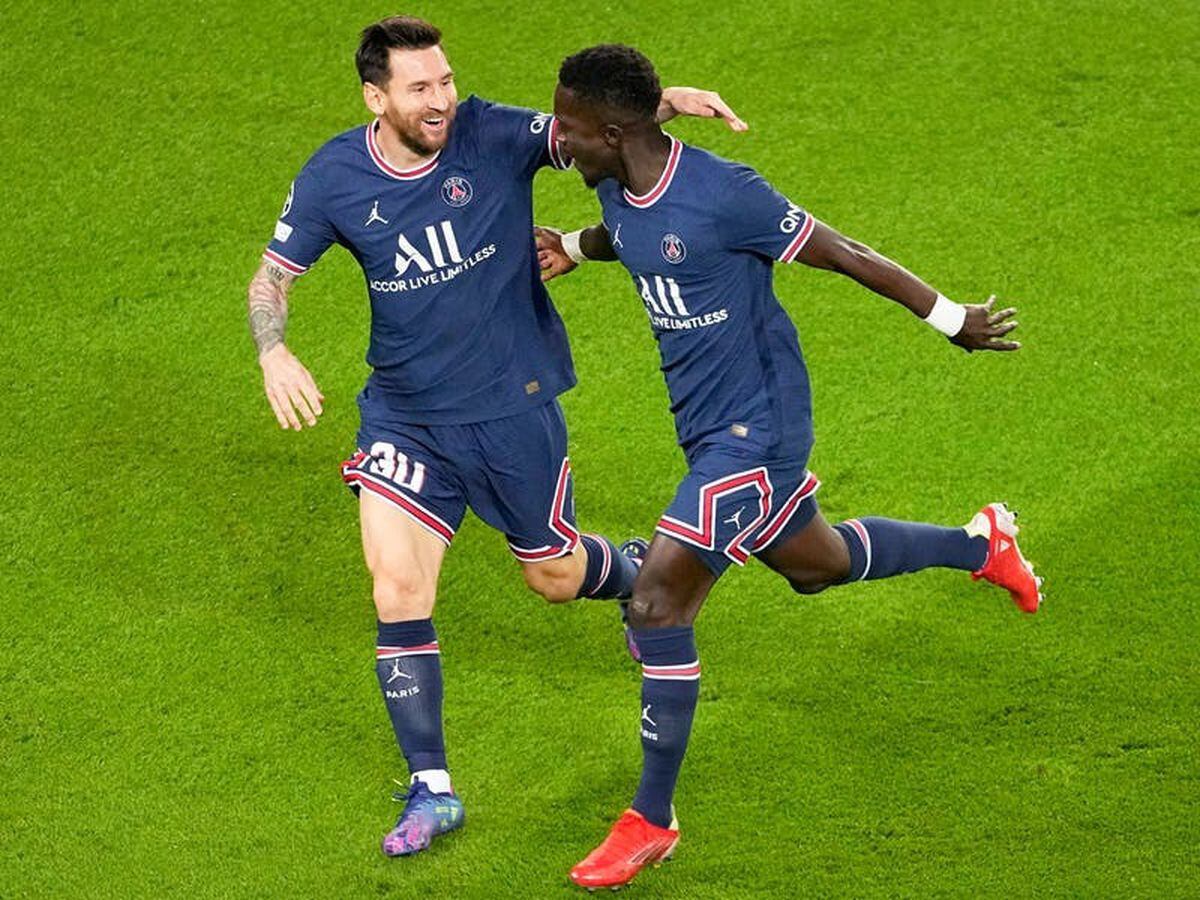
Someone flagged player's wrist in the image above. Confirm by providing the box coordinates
[655,89,679,123]
[561,229,589,264]
[258,341,288,364]
[923,293,967,337]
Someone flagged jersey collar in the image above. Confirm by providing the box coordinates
[623,136,682,208]
[365,120,441,181]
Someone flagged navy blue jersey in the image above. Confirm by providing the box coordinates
[263,96,575,425]
[596,137,818,462]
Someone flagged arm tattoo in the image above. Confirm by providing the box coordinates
[248,263,291,356]
[263,263,289,286]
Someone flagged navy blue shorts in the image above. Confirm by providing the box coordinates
[656,445,821,577]
[341,400,579,561]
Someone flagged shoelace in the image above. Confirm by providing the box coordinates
[391,780,431,809]
[388,782,442,833]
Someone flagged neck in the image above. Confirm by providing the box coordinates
[374,117,439,170]
[618,129,673,195]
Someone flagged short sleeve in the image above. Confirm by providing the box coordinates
[476,100,571,178]
[718,165,815,263]
[262,160,336,276]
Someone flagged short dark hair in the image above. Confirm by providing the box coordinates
[356,16,442,86]
[558,44,661,121]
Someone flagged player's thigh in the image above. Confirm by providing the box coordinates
[341,425,466,619]
[359,491,448,619]
[461,400,581,567]
[628,448,782,627]
[757,504,850,591]
[626,534,717,629]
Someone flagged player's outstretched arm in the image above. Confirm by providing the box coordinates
[247,260,325,430]
[534,224,616,282]
[795,220,1021,352]
[658,87,748,132]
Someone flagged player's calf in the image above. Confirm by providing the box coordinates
[780,544,852,595]
[521,552,585,603]
[758,513,852,595]
[831,516,987,583]
[522,533,643,603]
[576,533,642,600]
[762,506,1008,598]
[374,617,455,856]
[786,571,843,595]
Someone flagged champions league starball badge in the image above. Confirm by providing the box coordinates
[441,176,473,208]
[661,232,687,264]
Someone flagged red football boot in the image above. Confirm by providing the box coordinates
[569,809,680,891]
[969,502,1044,613]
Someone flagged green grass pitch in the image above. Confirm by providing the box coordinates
[2,1,1197,896]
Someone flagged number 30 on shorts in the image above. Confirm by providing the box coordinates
[368,441,427,493]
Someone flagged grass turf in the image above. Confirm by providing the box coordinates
[2,1,1198,896]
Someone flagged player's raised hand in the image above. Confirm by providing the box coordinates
[259,344,325,430]
[951,296,1021,352]
[534,226,578,283]
[658,87,749,132]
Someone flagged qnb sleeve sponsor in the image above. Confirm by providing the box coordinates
[717,165,815,263]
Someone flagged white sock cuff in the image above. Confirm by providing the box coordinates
[411,768,452,794]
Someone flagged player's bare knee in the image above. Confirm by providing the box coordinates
[627,585,685,629]
[522,551,586,603]
[371,566,435,619]
[522,566,575,603]
[521,556,580,603]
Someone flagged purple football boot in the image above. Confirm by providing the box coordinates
[618,538,649,663]
[381,780,465,857]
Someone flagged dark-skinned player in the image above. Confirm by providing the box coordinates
[535,44,1043,891]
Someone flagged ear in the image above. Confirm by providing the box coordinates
[601,123,624,148]
[362,82,386,117]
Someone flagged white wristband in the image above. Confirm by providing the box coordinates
[561,229,588,264]
[924,293,967,337]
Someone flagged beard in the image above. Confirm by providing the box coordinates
[388,107,456,157]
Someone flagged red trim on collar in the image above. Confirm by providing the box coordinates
[624,136,682,208]
[365,120,441,180]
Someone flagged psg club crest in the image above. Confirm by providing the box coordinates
[441,176,473,208]
[661,232,686,264]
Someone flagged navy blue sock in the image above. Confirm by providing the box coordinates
[630,626,700,828]
[576,533,639,599]
[834,518,987,582]
[375,619,446,773]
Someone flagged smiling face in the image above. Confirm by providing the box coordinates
[363,45,458,156]
[553,84,623,188]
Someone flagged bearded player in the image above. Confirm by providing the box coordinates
[535,45,1043,889]
[246,18,747,857]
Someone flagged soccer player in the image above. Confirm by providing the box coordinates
[535,45,1044,890]
[245,18,747,857]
